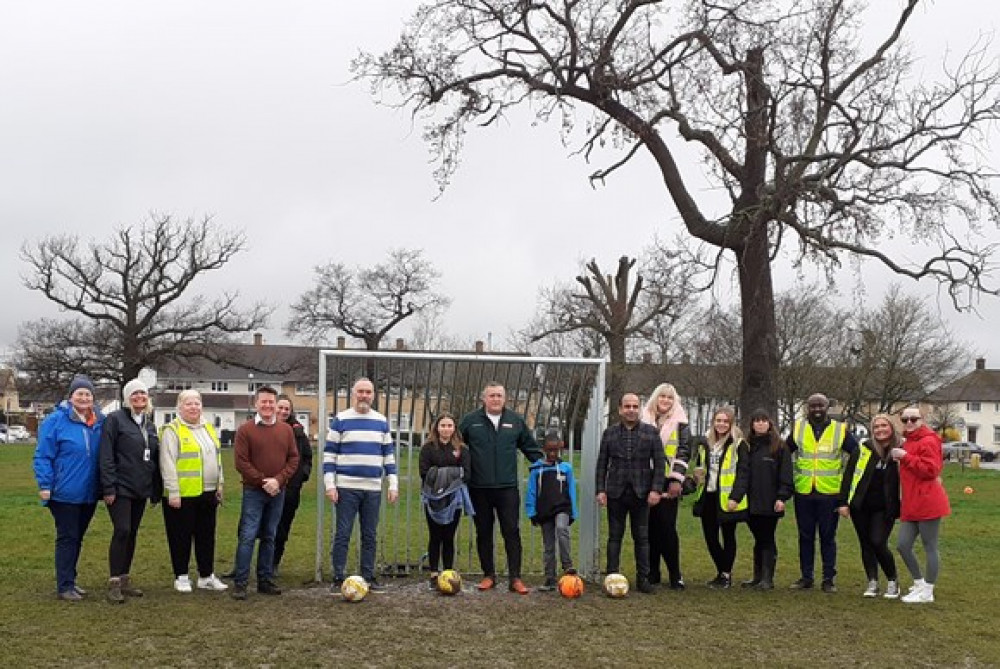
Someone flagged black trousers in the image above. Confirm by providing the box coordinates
[606,493,650,580]
[162,491,219,578]
[648,496,681,584]
[470,487,522,579]
[747,514,779,559]
[425,509,462,572]
[273,484,302,568]
[700,491,737,574]
[107,496,147,577]
[850,508,897,581]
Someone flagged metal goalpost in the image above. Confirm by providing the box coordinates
[313,349,607,583]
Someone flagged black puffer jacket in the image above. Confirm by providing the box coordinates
[734,434,794,517]
[99,409,159,501]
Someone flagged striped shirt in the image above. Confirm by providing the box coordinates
[323,408,398,493]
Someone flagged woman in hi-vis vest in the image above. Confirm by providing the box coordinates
[687,405,749,589]
[159,389,228,593]
[837,414,901,599]
[641,383,691,590]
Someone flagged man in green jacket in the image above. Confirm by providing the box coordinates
[459,382,543,594]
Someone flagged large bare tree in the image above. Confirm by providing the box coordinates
[18,214,270,394]
[354,0,1000,417]
[524,253,697,405]
[288,248,450,350]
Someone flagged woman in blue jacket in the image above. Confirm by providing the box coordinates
[33,375,105,601]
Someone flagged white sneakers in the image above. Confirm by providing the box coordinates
[901,579,935,604]
[174,575,193,593]
[884,580,900,599]
[197,574,229,591]
[863,580,879,598]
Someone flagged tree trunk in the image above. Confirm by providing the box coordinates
[607,334,627,411]
[736,225,778,424]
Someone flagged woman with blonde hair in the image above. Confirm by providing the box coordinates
[159,389,228,593]
[837,414,902,598]
[687,405,748,589]
[641,383,691,589]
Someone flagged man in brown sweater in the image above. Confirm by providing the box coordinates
[231,385,299,600]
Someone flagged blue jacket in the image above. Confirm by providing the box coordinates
[526,459,578,522]
[33,401,105,505]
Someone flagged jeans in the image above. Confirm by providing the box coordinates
[606,493,650,580]
[540,512,573,581]
[331,488,382,581]
[234,487,285,586]
[794,493,840,581]
[470,486,523,580]
[107,496,147,577]
[48,501,97,593]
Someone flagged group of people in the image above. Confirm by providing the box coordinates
[593,386,951,603]
[34,373,950,605]
[32,375,312,602]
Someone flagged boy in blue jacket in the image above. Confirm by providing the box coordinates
[526,430,578,590]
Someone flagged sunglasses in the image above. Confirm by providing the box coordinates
[901,417,921,424]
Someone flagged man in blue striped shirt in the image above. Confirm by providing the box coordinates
[325,378,399,592]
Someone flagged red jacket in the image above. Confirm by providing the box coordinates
[898,425,950,521]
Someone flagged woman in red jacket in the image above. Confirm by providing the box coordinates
[892,407,950,604]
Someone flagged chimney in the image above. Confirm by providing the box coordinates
[976,357,986,370]
[337,336,346,349]
[395,338,405,350]
[475,340,484,354]
[253,332,263,346]
[642,352,652,364]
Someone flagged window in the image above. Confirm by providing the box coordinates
[165,381,192,391]
[295,383,318,395]
[163,412,176,423]
[967,402,982,412]
[214,416,222,429]
[211,382,229,392]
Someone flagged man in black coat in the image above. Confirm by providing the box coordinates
[595,392,665,593]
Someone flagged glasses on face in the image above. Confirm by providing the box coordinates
[901,416,921,424]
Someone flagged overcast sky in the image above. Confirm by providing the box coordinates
[3,1,1000,375]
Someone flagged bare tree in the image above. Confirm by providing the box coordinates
[18,214,270,393]
[354,0,1000,418]
[288,248,450,350]
[835,284,969,423]
[525,253,695,406]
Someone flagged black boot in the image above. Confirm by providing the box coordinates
[741,545,762,588]
[756,550,775,590]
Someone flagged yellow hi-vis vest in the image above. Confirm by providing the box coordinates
[162,420,221,498]
[792,419,846,495]
[663,429,679,473]
[847,444,874,506]
[694,440,748,512]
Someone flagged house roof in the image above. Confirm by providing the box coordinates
[927,368,1000,403]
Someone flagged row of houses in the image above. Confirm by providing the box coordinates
[4,334,1000,447]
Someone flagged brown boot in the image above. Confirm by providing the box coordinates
[107,577,125,604]
[120,574,144,598]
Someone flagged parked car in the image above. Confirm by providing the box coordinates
[0,425,7,443]
[942,441,993,462]
[7,426,30,441]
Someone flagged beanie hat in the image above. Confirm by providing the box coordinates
[122,378,149,401]
[68,375,95,397]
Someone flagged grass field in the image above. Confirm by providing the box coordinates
[2,443,998,668]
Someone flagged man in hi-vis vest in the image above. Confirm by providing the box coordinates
[786,394,858,593]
